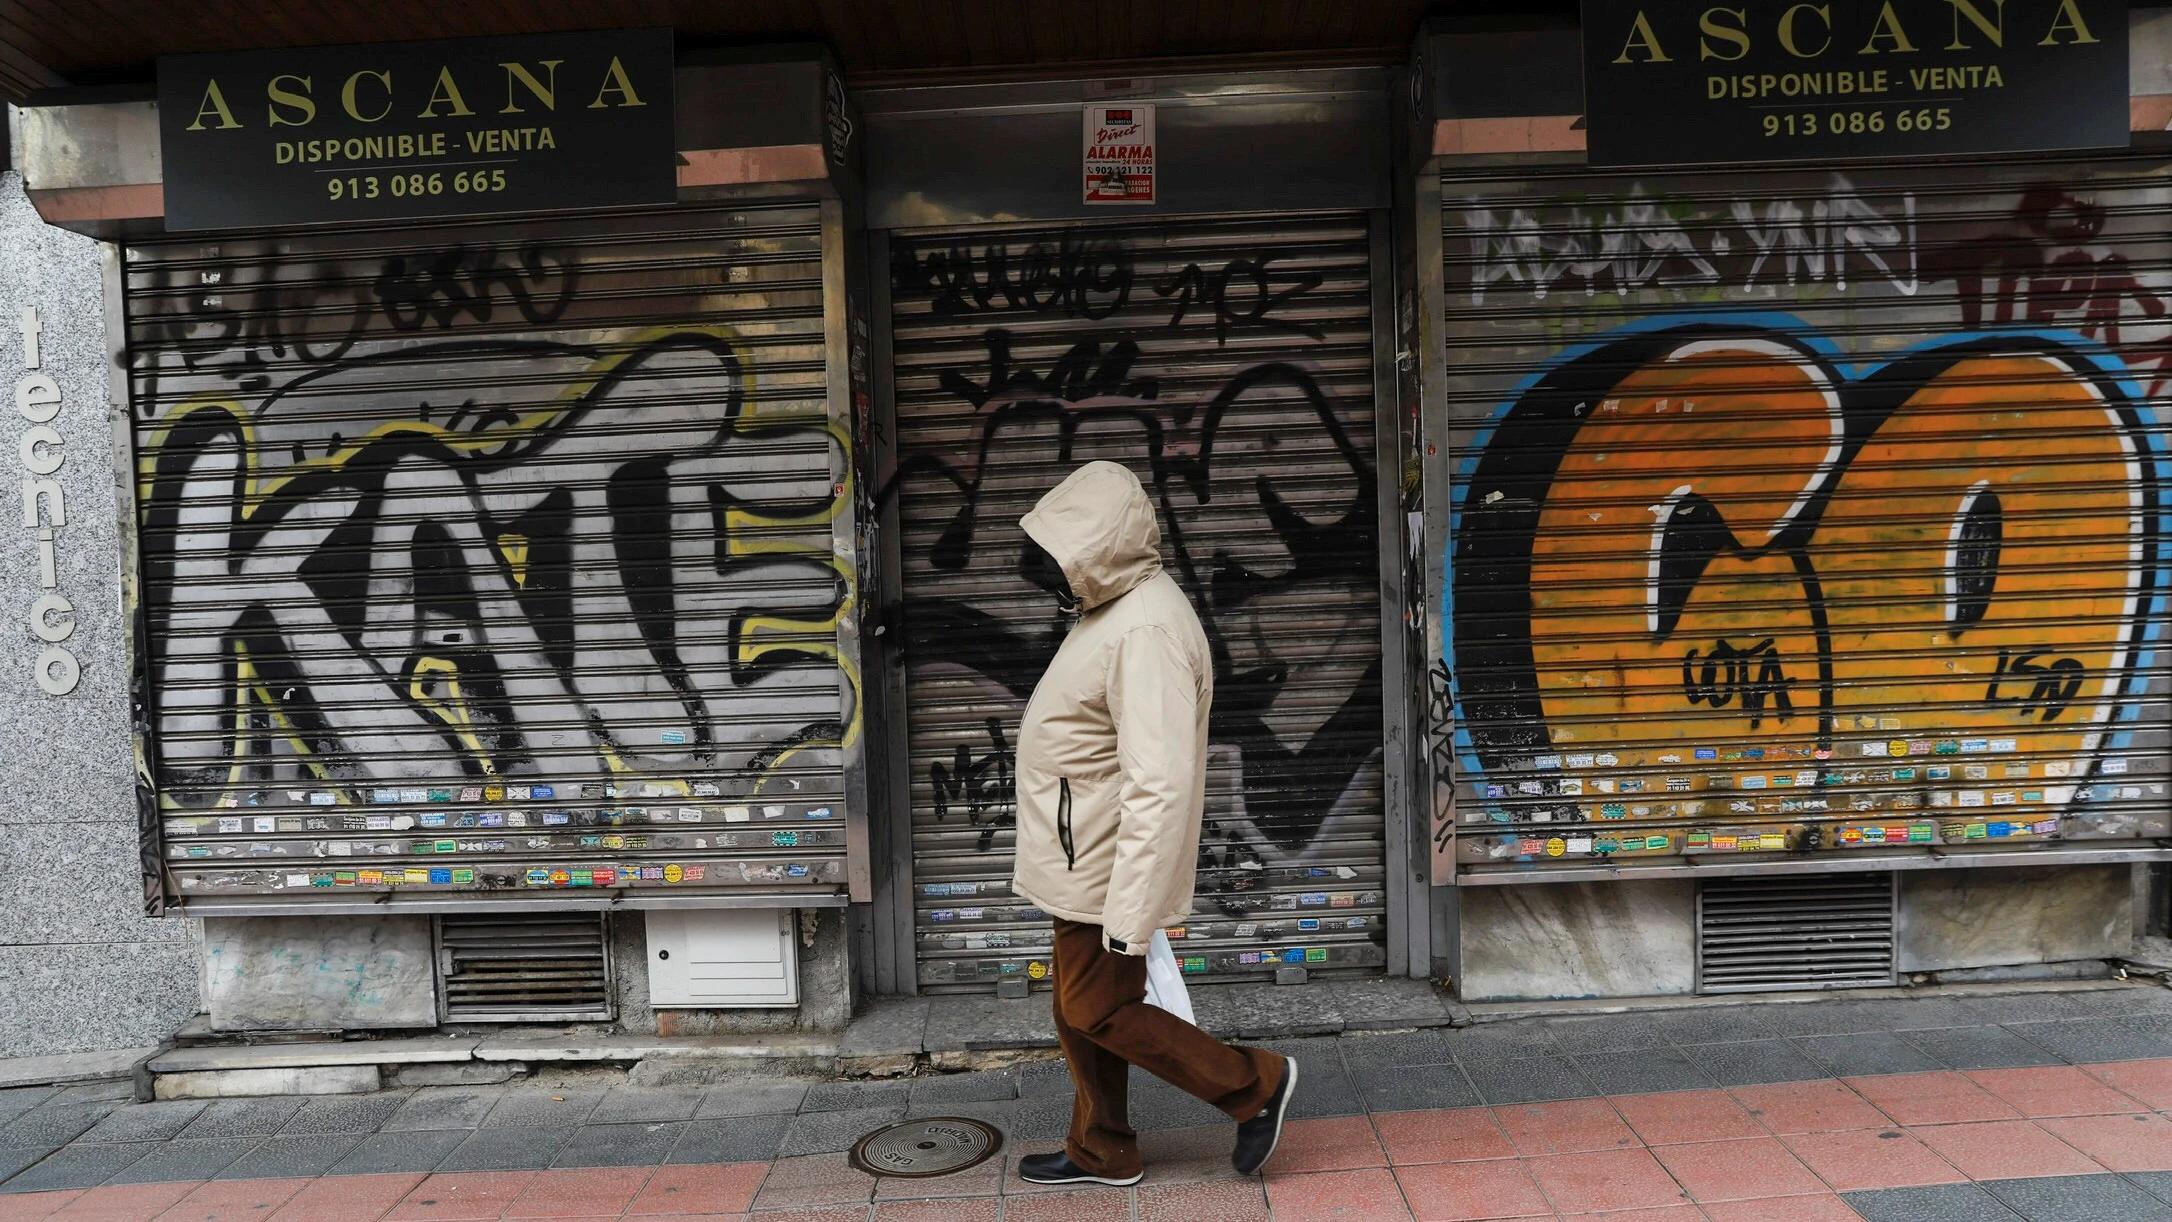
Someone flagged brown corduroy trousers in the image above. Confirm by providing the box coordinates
[1050,918,1286,1177]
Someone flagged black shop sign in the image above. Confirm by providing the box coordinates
[158,29,676,231]
[1580,1,2127,168]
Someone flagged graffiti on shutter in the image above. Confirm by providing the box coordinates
[889,216,1389,985]
[1442,163,2171,873]
[126,207,858,900]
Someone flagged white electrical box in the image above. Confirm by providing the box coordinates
[644,909,799,1007]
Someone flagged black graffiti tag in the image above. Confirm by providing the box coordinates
[1682,636,1797,729]
[930,718,1016,851]
[1986,648,2088,722]
[373,244,579,332]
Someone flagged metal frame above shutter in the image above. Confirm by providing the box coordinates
[883,211,1396,991]
[122,201,872,914]
[1439,152,2172,884]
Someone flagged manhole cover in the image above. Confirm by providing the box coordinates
[848,1116,1005,1178]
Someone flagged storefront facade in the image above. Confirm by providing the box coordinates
[3,4,2168,1055]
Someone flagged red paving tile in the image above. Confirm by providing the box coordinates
[1609,1090,1766,1147]
[1779,1128,1964,1193]
[625,1164,764,1216]
[747,1155,873,1211]
[2083,1057,2172,1110]
[0,1193,87,1222]
[1136,1180,1270,1222]
[1966,1066,2147,1119]
[46,1183,197,1222]
[1492,1099,1638,1156]
[1648,1137,1824,1203]
[996,1187,1134,1222]
[385,1174,540,1222]
[503,1168,654,1220]
[1261,1116,1387,1174]
[2038,1112,2172,1173]
[1907,1119,2104,1180]
[1522,1149,1686,1215]
[153,1180,310,1222]
[1730,1080,1889,1135]
[1556,1208,1706,1221]
[1701,1196,1867,1222]
[1394,1159,1550,1221]
[265,1175,426,1222]
[1264,1168,1413,1222]
[870,1199,998,1221]
[737,1209,864,1222]
[1844,1072,2019,1127]
[1373,1108,1515,1166]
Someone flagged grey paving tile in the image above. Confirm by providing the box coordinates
[1845,1183,2027,1222]
[552,1121,687,1168]
[1348,1062,1480,1113]
[1008,1094,1075,1142]
[1572,1046,1717,1097]
[669,1114,793,1165]
[1650,1006,1797,1046]
[1283,1065,1364,1120]
[51,1083,138,1105]
[480,1089,604,1128]
[0,1143,151,1193]
[435,1125,574,1172]
[802,1080,910,1113]
[1127,1076,1224,1132]
[0,1102,122,1149]
[903,1100,1019,1134]
[216,1134,366,1180]
[1461,1055,1598,1106]
[2130,1170,2172,1206]
[2005,1019,2171,1065]
[1016,1061,1076,1098]
[1794,1031,1947,1079]
[106,1138,263,1185]
[0,1146,56,1186]
[780,1106,907,1158]
[381,1089,502,1132]
[1950,991,2110,1027]
[693,1080,811,1119]
[280,1092,409,1135]
[177,1097,307,1140]
[1447,1023,1563,1062]
[1981,1174,2172,1221]
[908,1070,1017,1108]
[80,1100,209,1143]
[328,1128,469,1176]
[2064,989,2172,1020]
[1338,1030,1454,1069]
[1904,1025,2064,1071]
[1676,1039,1826,1087]
[0,1090,56,1125]
[1541,1014,1673,1053]
[586,1087,703,1124]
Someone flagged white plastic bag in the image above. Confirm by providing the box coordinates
[1141,929,1196,1024]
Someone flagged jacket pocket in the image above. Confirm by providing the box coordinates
[1057,777,1074,870]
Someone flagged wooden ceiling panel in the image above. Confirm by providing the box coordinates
[0,0,1428,97]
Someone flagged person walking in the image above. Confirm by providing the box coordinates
[1007,460,1297,1187]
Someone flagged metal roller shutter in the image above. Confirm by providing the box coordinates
[886,212,1390,990]
[124,202,864,910]
[1441,154,2172,880]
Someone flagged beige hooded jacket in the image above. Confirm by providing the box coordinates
[1012,461,1213,956]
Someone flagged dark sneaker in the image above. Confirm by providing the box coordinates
[1017,1151,1143,1187]
[1232,1055,1298,1175]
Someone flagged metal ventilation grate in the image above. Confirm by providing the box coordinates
[437,913,615,1022]
[1696,873,1897,994]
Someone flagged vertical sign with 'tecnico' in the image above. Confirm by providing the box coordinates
[17,308,77,696]
[1084,104,1156,205]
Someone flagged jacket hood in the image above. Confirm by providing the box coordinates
[1019,461,1163,611]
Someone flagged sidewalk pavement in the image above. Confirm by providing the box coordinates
[8,983,2172,1220]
